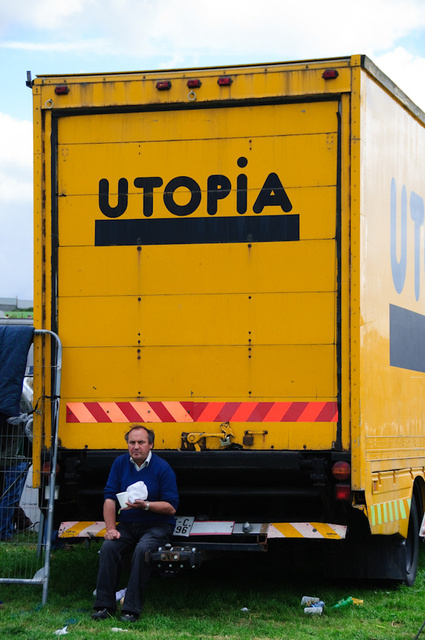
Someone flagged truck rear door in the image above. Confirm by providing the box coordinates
[55,97,340,453]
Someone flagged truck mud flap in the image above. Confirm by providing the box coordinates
[323,536,408,581]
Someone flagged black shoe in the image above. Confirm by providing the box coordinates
[121,612,139,623]
[92,608,114,620]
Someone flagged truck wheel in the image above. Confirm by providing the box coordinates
[404,494,420,586]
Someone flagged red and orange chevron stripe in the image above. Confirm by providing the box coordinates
[66,401,338,424]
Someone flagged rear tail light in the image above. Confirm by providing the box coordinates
[332,461,351,481]
[41,462,59,476]
[335,484,351,501]
[332,461,351,501]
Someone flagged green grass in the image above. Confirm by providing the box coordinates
[1,539,425,639]
[0,533,44,579]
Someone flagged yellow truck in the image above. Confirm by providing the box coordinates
[31,54,425,583]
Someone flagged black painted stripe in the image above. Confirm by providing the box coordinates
[95,214,300,246]
[390,304,425,373]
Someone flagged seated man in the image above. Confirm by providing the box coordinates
[92,425,179,623]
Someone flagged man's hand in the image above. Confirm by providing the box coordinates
[104,528,121,540]
[125,499,146,509]
[103,498,119,538]
[124,499,176,515]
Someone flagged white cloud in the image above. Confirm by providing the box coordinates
[0,113,33,297]
[0,194,33,299]
[0,0,95,31]
[0,172,32,203]
[0,114,32,205]
[3,0,425,64]
[375,48,425,113]
[0,114,32,170]
[0,39,108,53]
[76,0,425,62]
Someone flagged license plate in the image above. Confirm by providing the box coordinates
[173,516,195,537]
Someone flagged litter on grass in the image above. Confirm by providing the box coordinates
[304,604,324,615]
[301,596,325,615]
[332,596,364,608]
[301,596,320,606]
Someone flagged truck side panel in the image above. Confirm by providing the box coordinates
[359,69,425,535]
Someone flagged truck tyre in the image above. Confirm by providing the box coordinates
[404,494,420,586]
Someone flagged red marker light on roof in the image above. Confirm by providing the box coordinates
[218,76,232,86]
[156,80,171,90]
[187,79,201,88]
[322,69,339,80]
[55,85,70,95]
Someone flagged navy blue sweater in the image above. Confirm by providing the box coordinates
[104,453,179,526]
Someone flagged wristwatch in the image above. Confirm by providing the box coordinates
[144,501,150,511]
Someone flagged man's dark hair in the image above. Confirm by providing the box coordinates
[124,425,155,445]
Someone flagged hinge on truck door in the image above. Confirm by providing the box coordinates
[181,422,234,451]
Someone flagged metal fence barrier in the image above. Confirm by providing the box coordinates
[0,330,61,605]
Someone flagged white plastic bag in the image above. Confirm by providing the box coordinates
[126,481,148,503]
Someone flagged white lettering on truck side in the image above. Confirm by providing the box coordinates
[391,177,425,301]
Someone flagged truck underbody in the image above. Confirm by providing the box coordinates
[54,448,353,526]
[52,447,419,584]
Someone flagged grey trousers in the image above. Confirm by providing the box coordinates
[94,522,173,615]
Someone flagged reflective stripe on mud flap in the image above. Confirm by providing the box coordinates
[369,497,410,526]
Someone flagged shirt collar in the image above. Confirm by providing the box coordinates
[130,450,152,471]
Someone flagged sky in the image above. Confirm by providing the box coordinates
[2,0,425,301]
